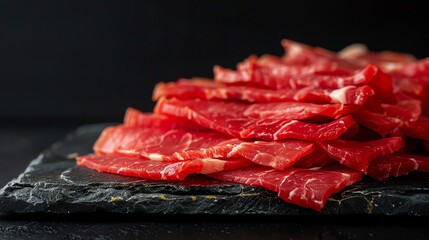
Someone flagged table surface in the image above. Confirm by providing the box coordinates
[1,125,429,240]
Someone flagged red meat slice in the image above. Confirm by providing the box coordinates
[155,92,357,120]
[243,102,356,120]
[155,97,357,141]
[367,154,424,181]
[383,58,429,78]
[382,93,422,122]
[338,43,416,67]
[229,141,315,170]
[207,165,362,211]
[153,79,374,105]
[317,137,404,173]
[214,59,375,90]
[393,77,425,99]
[352,109,401,136]
[402,116,429,141]
[124,108,207,131]
[292,147,335,168]
[94,125,238,160]
[77,155,252,180]
[94,125,315,169]
[281,39,359,69]
[290,65,377,89]
[383,102,421,122]
[297,85,374,105]
[214,57,351,89]
[281,40,395,103]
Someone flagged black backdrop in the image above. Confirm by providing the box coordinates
[1,0,428,125]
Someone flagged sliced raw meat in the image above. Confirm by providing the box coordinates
[367,154,421,181]
[291,64,377,89]
[155,97,357,141]
[338,43,416,67]
[382,94,422,122]
[153,78,374,105]
[352,109,401,136]
[393,77,425,99]
[322,85,374,106]
[214,58,351,89]
[292,147,335,168]
[208,165,362,211]
[214,59,374,90]
[281,39,359,69]
[317,137,404,173]
[383,58,429,78]
[124,107,208,131]
[229,140,314,170]
[156,90,358,120]
[95,125,315,169]
[94,125,238,160]
[369,68,396,103]
[243,102,356,120]
[77,155,252,180]
[402,116,429,141]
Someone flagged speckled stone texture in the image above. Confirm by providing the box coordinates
[1,124,429,215]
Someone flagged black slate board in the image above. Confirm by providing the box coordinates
[1,124,429,215]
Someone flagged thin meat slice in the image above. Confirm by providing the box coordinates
[155,97,357,141]
[367,154,422,181]
[382,93,422,122]
[291,65,377,89]
[77,155,252,180]
[292,147,335,168]
[338,43,416,67]
[243,102,356,120]
[322,85,374,106]
[393,77,425,99]
[352,109,401,136]
[153,79,374,105]
[208,165,362,211]
[156,90,358,120]
[94,125,239,160]
[241,115,357,141]
[402,116,429,141]
[281,39,395,102]
[124,107,208,131]
[214,58,351,89]
[383,58,429,78]
[317,137,404,173]
[281,39,359,69]
[94,125,315,169]
[229,141,315,170]
[214,58,375,90]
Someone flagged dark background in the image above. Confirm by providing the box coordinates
[0,0,428,125]
[0,0,428,185]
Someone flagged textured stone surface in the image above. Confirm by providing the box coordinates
[1,214,429,240]
[1,124,429,215]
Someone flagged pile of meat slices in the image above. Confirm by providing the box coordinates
[76,40,429,211]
